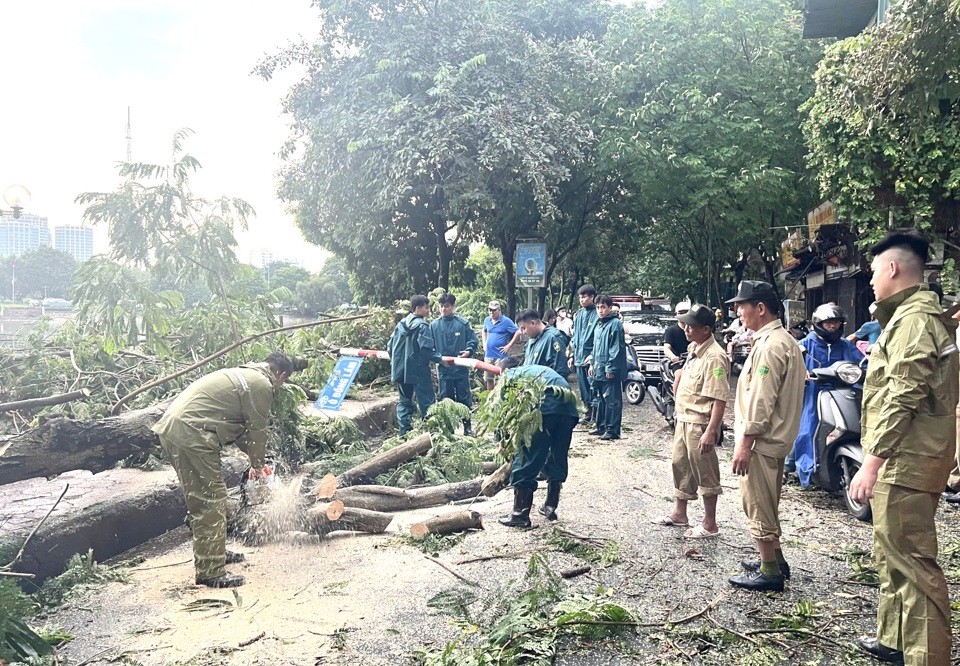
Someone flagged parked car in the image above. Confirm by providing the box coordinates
[621,309,673,400]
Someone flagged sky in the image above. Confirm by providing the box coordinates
[0,1,331,270]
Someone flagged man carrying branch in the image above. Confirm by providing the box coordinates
[153,352,295,588]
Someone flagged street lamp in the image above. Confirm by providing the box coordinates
[2,185,31,219]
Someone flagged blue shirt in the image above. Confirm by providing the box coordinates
[483,315,518,360]
[853,320,881,344]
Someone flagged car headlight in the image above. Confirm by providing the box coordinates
[836,363,863,385]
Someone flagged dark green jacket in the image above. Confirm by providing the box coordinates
[591,314,628,380]
[571,305,598,365]
[152,363,276,467]
[524,325,569,377]
[862,285,959,493]
[389,313,440,384]
[430,314,478,377]
[505,365,579,418]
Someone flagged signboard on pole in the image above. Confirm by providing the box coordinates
[516,243,547,288]
[315,356,364,411]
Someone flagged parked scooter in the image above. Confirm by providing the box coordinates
[809,359,870,522]
[646,356,684,428]
[623,344,645,405]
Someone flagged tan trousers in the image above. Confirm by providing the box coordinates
[739,450,783,541]
[672,421,722,501]
[947,410,960,491]
[873,482,951,666]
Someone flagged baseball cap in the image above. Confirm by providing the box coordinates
[678,303,716,329]
[726,280,780,309]
[488,300,501,310]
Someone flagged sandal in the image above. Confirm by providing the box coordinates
[683,525,720,539]
[650,515,690,527]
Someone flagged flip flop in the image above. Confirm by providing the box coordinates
[683,525,720,539]
[650,515,690,527]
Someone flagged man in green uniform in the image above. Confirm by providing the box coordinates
[849,232,958,666]
[654,304,728,538]
[389,295,441,436]
[726,281,805,592]
[517,309,569,377]
[498,359,580,528]
[590,295,627,440]
[430,293,479,435]
[569,285,599,424]
[152,352,294,588]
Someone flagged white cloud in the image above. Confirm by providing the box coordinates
[0,0,330,270]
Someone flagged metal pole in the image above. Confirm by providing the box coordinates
[527,287,534,312]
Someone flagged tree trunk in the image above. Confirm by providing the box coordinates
[0,403,167,486]
[0,389,91,413]
[335,433,433,488]
[307,505,394,536]
[410,510,483,538]
[332,478,483,512]
[480,462,511,497]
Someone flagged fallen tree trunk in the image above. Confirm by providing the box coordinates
[335,432,433,488]
[0,389,92,413]
[480,462,511,497]
[333,478,484,513]
[306,502,394,536]
[410,510,483,538]
[0,403,168,486]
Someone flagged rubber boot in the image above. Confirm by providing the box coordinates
[463,420,473,437]
[499,486,534,528]
[538,481,561,521]
[580,406,594,425]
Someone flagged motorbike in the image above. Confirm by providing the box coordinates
[646,356,684,428]
[809,359,871,522]
[623,344,646,405]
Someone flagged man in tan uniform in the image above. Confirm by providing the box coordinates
[652,303,728,538]
[726,281,805,592]
[153,353,294,588]
[849,232,958,666]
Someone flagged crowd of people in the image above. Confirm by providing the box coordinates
[153,230,956,665]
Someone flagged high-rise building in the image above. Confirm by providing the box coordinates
[0,213,52,257]
[54,226,94,262]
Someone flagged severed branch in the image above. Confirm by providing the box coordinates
[110,312,372,414]
[0,389,91,413]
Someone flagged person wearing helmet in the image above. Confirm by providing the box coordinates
[785,303,864,487]
[664,301,692,363]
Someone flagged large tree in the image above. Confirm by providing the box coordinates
[0,247,77,300]
[600,0,823,304]
[803,0,960,254]
[261,0,607,309]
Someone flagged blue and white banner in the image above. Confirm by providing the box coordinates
[315,356,364,411]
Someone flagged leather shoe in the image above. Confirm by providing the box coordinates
[587,428,603,436]
[856,637,903,664]
[728,569,784,592]
[944,491,960,504]
[600,433,619,441]
[225,550,246,564]
[196,572,245,588]
[741,559,791,579]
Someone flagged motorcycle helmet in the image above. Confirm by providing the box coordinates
[811,303,846,343]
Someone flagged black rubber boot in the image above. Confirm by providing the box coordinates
[225,550,246,564]
[463,420,473,437]
[538,481,562,521]
[197,572,245,588]
[499,487,534,528]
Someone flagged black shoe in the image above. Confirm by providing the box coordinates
[856,637,904,664]
[225,550,246,564]
[587,428,603,436]
[944,491,960,504]
[197,572,245,588]
[600,433,619,441]
[728,569,784,592]
[741,559,791,580]
[499,487,534,528]
[463,420,473,437]
[538,481,561,521]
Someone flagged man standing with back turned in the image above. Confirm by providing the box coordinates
[850,231,958,666]
[726,281,805,592]
[389,295,441,436]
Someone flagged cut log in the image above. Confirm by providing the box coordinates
[410,510,483,538]
[560,566,592,579]
[334,477,483,513]
[0,388,92,413]
[303,499,347,534]
[480,462,512,497]
[306,505,394,536]
[336,432,433,487]
[0,403,168,487]
[314,473,339,499]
